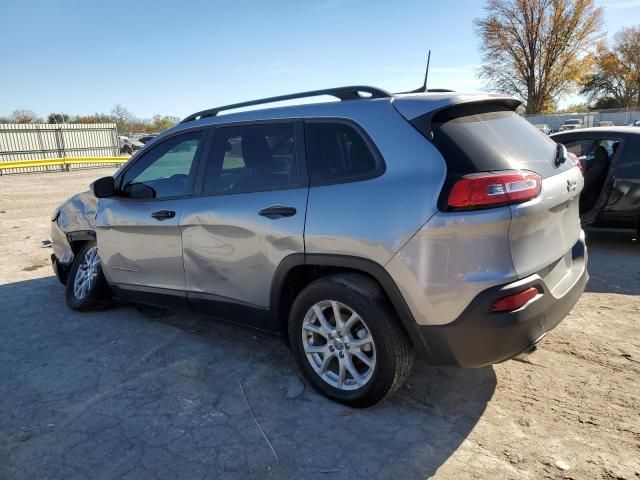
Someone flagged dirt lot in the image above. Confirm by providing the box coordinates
[0,169,638,480]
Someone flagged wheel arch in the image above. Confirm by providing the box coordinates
[66,230,96,255]
[271,253,431,359]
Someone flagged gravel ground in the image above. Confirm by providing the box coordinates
[0,169,638,480]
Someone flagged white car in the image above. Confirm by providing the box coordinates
[559,119,584,131]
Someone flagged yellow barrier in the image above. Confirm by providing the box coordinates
[0,156,130,172]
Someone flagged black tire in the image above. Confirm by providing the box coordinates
[288,273,414,408]
[65,241,111,311]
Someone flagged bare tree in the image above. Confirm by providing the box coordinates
[111,104,134,132]
[10,109,41,124]
[475,0,603,114]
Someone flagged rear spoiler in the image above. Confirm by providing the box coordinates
[393,96,522,140]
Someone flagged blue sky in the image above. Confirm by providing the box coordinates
[1,0,639,119]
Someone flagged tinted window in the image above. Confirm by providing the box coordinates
[120,131,202,199]
[305,122,380,184]
[203,123,297,195]
[429,105,571,178]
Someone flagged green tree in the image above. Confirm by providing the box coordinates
[556,103,590,113]
[475,0,603,114]
[47,113,70,124]
[150,114,180,132]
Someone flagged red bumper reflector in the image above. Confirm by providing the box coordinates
[491,287,540,312]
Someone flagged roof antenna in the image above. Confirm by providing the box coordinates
[396,50,436,94]
[421,50,431,92]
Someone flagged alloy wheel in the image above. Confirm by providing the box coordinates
[73,246,100,300]
[301,300,376,391]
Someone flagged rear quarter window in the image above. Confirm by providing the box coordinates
[305,121,383,185]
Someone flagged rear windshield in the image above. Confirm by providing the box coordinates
[429,105,572,178]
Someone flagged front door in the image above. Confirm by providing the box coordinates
[180,121,307,327]
[96,129,206,303]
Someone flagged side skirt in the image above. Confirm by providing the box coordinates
[109,283,279,333]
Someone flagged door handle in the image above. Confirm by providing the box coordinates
[151,210,176,221]
[258,205,297,219]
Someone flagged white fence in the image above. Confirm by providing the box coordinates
[0,123,120,174]
[525,107,640,132]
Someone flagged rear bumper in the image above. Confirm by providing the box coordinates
[416,239,588,367]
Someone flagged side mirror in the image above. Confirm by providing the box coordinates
[91,176,115,198]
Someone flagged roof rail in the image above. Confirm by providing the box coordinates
[179,85,391,124]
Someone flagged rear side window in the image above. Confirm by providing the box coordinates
[305,122,382,184]
[428,105,571,178]
[202,123,297,195]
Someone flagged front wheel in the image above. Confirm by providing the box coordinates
[288,273,414,407]
[65,241,111,311]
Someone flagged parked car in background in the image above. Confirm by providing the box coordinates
[597,121,614,127]
[50,86,588,407]
[534,124,551,135]
[559,119,584,131]
[137,135,157,144]
[551,127,640,231]
[117,136,144,155]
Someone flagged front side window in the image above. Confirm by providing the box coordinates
[305,122,380,184]
[120,131,202,199]
[202,123,297,195]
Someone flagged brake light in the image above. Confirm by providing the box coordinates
[491,287,540,312]
[447,170,542,210]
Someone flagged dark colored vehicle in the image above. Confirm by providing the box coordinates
[551,127,640,230]
[138,135,157,144]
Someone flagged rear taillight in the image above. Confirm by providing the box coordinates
[491,287,540,312]
[447,170,542,210]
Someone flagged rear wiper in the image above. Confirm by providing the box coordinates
[555,144,567,167]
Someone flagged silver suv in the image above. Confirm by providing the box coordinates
[51,86,588,407]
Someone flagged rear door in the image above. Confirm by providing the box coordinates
[555,134,627,223]
[180,121,307,326]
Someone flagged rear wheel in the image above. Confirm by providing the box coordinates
[288,273,413,407]
[65,241,111,310]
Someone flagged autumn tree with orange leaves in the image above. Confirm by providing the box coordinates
[475,0,603,114]
[581,26,640,108]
